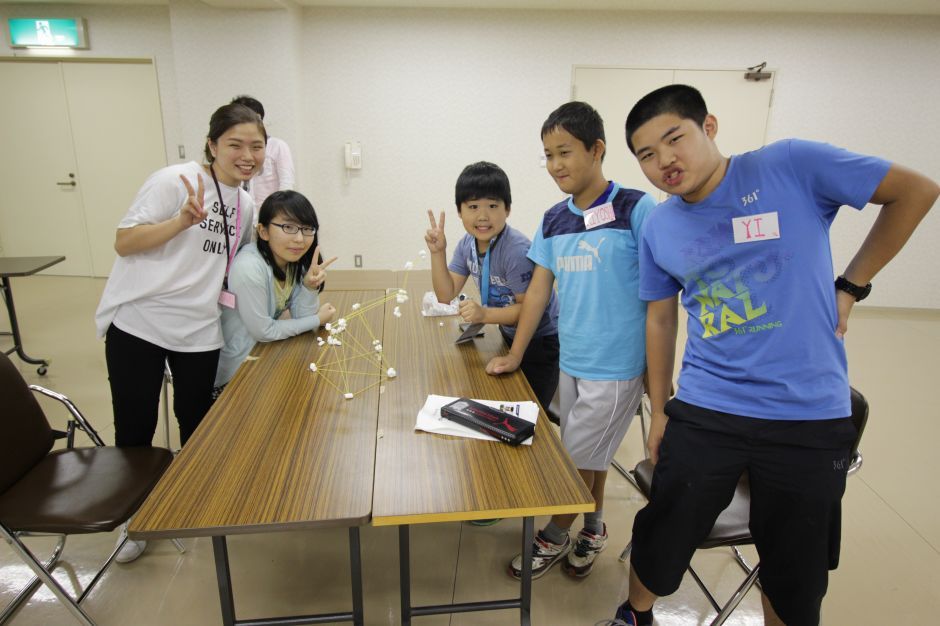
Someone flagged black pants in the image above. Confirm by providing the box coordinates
[631,399,856,626]
[501,328,559,420]
[105,324,219,447]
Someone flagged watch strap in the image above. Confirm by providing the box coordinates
[835,275,872,301]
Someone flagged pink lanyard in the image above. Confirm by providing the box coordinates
[208,165,242,278]
[225,192,242,277]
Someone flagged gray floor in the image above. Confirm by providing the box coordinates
[2,275,939,625]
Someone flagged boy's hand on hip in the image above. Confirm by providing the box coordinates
[485,353,521,375]
[647,410,669,465]
[834,289,856,339]
[425,210,447,254]
[458,299,484,323]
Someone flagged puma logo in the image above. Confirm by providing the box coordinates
[577,238,605,263]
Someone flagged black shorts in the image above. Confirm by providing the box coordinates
[630,398,857,626]
[500,328,559,418]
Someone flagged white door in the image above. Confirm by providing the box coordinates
[573,67,774,200]
[0,60,167,277]
[62,62,167,276]
[0,62,93,275]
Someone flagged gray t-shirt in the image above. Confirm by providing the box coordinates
[448,225,558,339]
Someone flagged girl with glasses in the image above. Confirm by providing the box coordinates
[213,190,337,397]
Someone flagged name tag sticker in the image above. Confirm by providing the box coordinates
[732,211,780,244]
[218,290,237,309]
[583,202,616,230]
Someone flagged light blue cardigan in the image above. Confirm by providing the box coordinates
[215,242,321,386]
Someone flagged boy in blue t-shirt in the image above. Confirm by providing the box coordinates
[425,161,560,414]
[613,85,938,626]
[487,102,656,580]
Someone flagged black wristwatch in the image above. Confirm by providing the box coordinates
[835,275,872,301]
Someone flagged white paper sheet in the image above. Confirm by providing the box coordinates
[415,394,538,445]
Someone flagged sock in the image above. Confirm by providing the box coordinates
[617,600,653,626]
[541,521,568,545]
[583,509,604,535]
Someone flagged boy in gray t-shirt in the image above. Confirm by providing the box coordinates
[424,161,560,415]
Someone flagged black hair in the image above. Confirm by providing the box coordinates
[231,95,265,120]
[540,101,606,161]
[256,190,324,291]
[625,84,708,154]
[204,103,266,164]
[454,162,512,212]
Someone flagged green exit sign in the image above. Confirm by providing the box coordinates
[8,18,88,49]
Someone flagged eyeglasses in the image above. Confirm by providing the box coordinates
[269,222,316,237]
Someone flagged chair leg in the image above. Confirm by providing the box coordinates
[618,539,633,563]
[162,368,172,450]
[730,546,761,592]
[709,563,761,626]
[0,524,94,625]
[0,534,66,623]
[687,564,722,613]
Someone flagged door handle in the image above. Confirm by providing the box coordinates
[57,181,77,187]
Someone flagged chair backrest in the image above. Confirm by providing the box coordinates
[848,386,869,458]
[0,354,55,494]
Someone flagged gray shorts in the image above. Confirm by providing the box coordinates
[558,371,644,471]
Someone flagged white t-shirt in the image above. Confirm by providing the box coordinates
[95,161,254,351]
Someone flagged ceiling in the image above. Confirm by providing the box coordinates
[2,0,939,15]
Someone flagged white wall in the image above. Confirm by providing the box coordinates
[0,3,182,165]
[2,4,937,307]
[303,8,940,309]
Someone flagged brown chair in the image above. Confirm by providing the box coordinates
[619,387,869,626]
[0,352,174,625]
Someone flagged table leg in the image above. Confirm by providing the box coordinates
[521,517,533,626]
[348,527,364,626]
[399,525,411,626]
[212,536,237,626]
[1,277,49,374]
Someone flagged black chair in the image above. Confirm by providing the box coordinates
[0,352,174,625]
[619,388,869,626]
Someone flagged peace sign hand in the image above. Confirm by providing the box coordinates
[304,245,338,290]
[178,174,208,229]
[424,210,447,255]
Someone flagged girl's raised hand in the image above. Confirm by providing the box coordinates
[424,210,447,254]
[178,174,208,228]
[304,245,338,290]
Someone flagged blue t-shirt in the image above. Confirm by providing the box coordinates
[529,182,655,380]
[448,224,559,339]
[639,139,890,420]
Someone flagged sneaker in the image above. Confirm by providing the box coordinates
[508,530,571,580]
[469,518,502,527]
[563,524,608,578]
[611,601,642,625]
[114,523,148,564]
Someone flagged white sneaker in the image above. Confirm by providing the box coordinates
[563,524,608,578]
[114,523,148,564]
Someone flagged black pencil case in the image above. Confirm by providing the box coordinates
[440,398,534,446]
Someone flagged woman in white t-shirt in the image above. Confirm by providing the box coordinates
[95,103,265,453]
[213,190,337,398]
